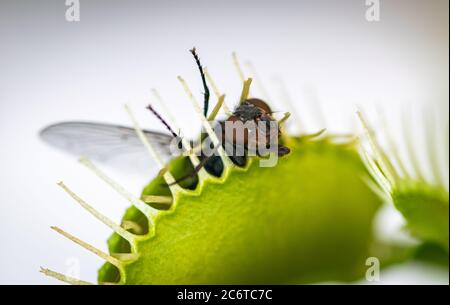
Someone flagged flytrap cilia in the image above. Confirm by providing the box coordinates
[40,48,398,285]
[40,48,290,182]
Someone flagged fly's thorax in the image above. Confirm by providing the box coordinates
[244,98,272,114]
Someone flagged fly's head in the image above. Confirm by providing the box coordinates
[228,98,290,157]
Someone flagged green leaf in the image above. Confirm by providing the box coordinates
[393,182,449,251]
[99,137,382,284]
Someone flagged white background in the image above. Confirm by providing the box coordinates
[0,0,448,284]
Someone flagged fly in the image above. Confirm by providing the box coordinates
[40,48,290,179]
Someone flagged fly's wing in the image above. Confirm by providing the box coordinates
[40,122,175,174]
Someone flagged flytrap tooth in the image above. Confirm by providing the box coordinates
[243,61,295,137]
[278,112,291,125]
[121,220,145,235]
[151,88,177,124]
[239,78,253,104]
[245,60,272,102]
[232,51,245,82]
[177,76,233,169]
[111,253,140,262]
[424,110,444,186]
[51,226,121,267]
[358,112,400,183]
[359,144,392,196]
[403,111,426,182]
[371,134,401,183]
[299,128,327,141]
[231,52,253,103]
[378,109,411,180]
[308,90,328,128]
[150,90,209,182]
[389,142,410,180]
[327,134,359,146]
[57,181,136,246]
[278,112,292,142]
[440,117,449,189]
[274,78,305,134]
[362,175,392,203]
[142,195,172,205]
[207,94,226,121]
[203,68,232,115]
[124,105,181,192]
[357,110,397,187]
[441,118,449,189]
[40,267,94,285]
[79,158,159,222]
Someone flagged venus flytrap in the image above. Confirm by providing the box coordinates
[45,103,383,284]
[40,267,93,285]
[357,110,449,253]
[43,52,429,284]
[99,134,382,284]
